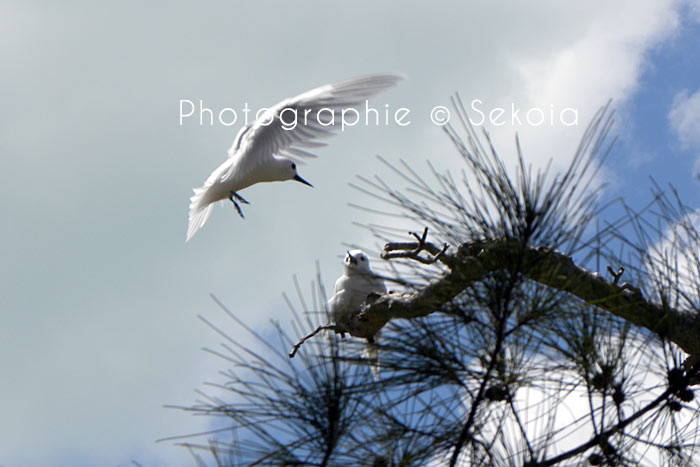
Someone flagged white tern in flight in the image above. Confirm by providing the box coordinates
[328,249,387,379]
[186,74,403,241]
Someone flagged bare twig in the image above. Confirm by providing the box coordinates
[288,324,337,358]
[381,227,452,266]
[606,265,625,285]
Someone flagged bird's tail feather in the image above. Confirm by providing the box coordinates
[363,333,381,381]
[186,187,215,241]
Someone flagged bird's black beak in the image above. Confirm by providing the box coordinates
[346,250,357,265]
[294,174,313,187]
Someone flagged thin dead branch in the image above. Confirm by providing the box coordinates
[381,227,452,266]
[288,324,337,358]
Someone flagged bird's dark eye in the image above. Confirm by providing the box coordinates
[360,257,366,261]
[291,163,296,170]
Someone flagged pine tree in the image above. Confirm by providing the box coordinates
[174,99,700,466]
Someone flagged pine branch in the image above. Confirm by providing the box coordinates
[345,235,700,363]
[540,386,674,465]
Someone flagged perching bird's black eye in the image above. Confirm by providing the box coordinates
[360,256,366,261]
[291,163,296,170]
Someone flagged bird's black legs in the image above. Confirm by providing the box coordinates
[229,191,250,218]
[231,192,250,205]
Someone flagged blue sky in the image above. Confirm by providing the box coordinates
[2,1,700,466]
[617,19,700,207]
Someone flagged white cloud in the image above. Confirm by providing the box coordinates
[504,0,683,170]
[689,0,700,20]
[647,210,700,309]
[669,88,700,171]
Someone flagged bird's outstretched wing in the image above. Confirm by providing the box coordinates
[224,74,404,178]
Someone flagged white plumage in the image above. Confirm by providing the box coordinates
[328,249,386,379]
[186,74,403,241]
